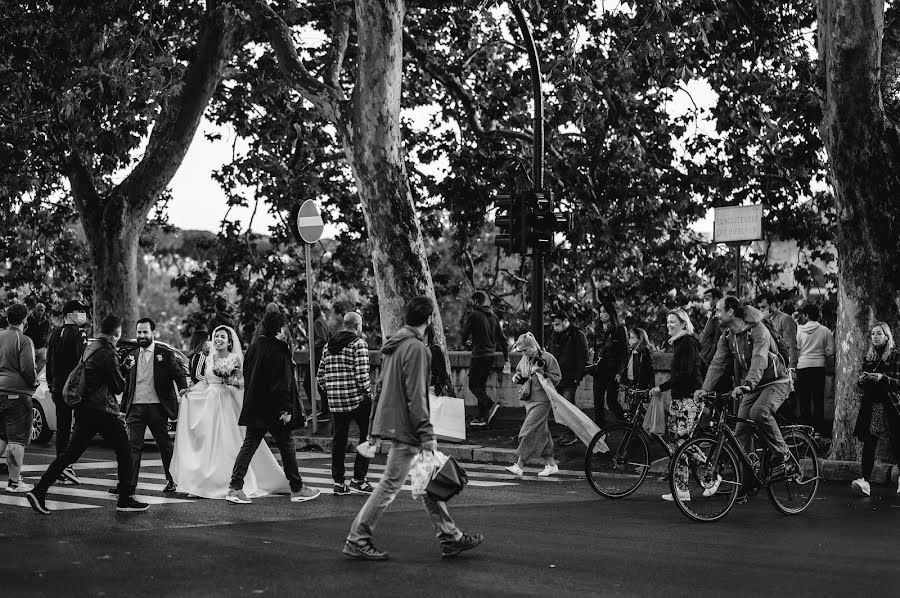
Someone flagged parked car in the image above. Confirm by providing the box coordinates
[29,339,189,445]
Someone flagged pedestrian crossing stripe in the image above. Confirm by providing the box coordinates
[4,458,583,512]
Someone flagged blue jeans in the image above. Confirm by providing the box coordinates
[347,441,462,545]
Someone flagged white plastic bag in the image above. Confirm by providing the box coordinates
[409,450,447,499]
[356,437,379,459]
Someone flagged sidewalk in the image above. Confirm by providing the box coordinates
[292,417,900,486]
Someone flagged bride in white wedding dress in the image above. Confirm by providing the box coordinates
[171,326,289,499]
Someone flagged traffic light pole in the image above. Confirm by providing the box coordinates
[509,1,546,345]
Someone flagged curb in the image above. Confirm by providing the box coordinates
[295,434,900,485]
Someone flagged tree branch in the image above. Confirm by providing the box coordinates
[882,6,900,118]
[119,2,242,216]
[66,153,102,221]
[241,0,345,125]
[403,30,533,145]
[326,4,353,89]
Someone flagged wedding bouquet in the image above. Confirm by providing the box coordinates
[212,358,239,384]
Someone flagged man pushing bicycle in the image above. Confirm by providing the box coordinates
[694,296,796,497]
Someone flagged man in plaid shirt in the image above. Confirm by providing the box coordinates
[318,312,374,495]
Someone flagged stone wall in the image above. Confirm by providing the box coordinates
[297,349,836,424]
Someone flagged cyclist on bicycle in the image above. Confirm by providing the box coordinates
[694,296,795,495]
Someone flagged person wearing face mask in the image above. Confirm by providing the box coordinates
[45,299,90,484]
[650,308,704,501]
[27,315,149,514]
[850,322,900,497]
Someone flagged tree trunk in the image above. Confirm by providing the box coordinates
[818,0,900,460]
[83,200,143,335]
[343,0,445,341]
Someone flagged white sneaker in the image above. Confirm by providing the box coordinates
[538,464,559,477]
[7,480,34,493]
[225,488,252,504]
[662,489,691,502]
[850,478,871,497]
[702,475,723,497]
[897,478,900,495]
[505,464,525,476]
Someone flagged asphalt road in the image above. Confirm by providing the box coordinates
[3,444,899,598]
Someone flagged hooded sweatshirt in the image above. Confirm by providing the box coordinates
[371,326,433,446]
[796,321,835,369]
[317,330,371,412]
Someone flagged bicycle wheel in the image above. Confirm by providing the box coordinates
[670,437,741,522]
[585,423,650,498]
[767,429,820,515]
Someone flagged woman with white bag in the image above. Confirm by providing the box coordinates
[505,333,563,477]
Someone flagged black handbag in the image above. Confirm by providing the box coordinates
[426,456,469,502]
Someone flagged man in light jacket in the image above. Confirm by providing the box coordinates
[697,297,794,495]
[344,296,483,562]
[795,304,835,437]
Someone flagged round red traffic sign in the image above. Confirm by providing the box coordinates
[291,200,324,244]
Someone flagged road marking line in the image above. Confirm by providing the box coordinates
[70,477,170,493]
[44,487,193,505]
[0,495,100,510]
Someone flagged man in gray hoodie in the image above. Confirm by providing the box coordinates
[343,296,483,561]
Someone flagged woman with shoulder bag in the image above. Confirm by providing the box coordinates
[850,322,900,497]
[505,333,562,478]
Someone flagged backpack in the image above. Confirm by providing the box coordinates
[62,343,100,408]
[760,318,791,374]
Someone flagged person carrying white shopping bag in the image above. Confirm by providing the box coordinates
[505,333,563,477]
[343,296,483,562]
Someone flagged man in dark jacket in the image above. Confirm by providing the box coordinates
[45,299,90,480]
[226,310,319,504]
[548,311,588,446]
[27,315,149,514]
[303,300,334,423]
[461,291,508,427]
[344,296,482,561]
[117,317,187,494]
[699,288,732,394]
[24,302,50,372]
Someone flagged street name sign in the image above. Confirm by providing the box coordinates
[713,205,763,243]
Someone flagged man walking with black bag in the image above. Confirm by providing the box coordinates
[343,296,483,561]
[27,315,148,514]
[45,299,89,484]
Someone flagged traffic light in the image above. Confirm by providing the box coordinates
[494,192,526,253]
[525,189,569,253]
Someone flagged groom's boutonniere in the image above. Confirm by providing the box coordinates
[156,355,163,362]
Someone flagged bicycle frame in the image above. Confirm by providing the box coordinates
[706,406,771,491]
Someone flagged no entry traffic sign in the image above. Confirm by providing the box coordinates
[290,200,324,244]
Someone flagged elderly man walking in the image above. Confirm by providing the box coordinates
[318,311,374,495]
[343,296,483,561]
[0,304,40,493]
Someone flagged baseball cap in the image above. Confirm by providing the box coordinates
[63,299,88,314]
[550,310,569,322]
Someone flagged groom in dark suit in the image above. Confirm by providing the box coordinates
[119,318,187,494]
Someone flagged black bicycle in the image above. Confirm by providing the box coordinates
[668,391,820,522]
[584,388,673,498]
